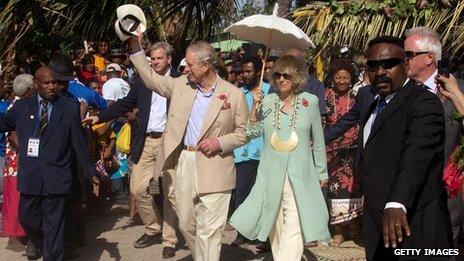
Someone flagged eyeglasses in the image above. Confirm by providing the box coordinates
[273,72,292,80]
[405,51,430,60]
[366,58,404,72]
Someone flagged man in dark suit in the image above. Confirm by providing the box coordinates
[404,26,464,249]
[0,67,97,261]
[84,42,181,259]
[360,36,453,260]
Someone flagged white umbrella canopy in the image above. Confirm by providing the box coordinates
[224,3,315,50]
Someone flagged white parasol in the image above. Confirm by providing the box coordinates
[224,3,315,87]
[224,4,314,50]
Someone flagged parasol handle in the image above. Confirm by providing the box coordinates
[258,30,273,92]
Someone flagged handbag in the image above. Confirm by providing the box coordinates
[116,123,131,154]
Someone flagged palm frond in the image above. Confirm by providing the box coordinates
[291,0,464,63]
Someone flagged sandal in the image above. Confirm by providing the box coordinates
[305,241,318,248]
[329,234,344,247]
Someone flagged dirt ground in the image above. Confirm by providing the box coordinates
[0,205,366,261]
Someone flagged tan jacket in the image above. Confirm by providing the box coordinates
[131,53,248,193]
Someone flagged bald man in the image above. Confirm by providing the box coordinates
[0,67,98,261]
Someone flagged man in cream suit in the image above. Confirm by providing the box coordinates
[128,35,248,261]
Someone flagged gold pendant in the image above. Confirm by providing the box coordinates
[271,131,299,151]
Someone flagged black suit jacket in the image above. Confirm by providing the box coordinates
[0,95,95,195]
[98,70,181,164]
[324,85,376,144]
[359,81,452,259]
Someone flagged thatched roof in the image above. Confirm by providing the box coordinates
[291,0,464,61]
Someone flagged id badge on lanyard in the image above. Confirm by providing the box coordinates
[27,138,40,157]
[28,110,42,158]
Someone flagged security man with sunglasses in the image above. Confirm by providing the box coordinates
[359,35,453,260]
[405,27,464,251]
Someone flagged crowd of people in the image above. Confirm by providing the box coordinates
[0,22,463,261]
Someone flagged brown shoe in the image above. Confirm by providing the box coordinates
[305,241,318,248]
[162,246,176,259]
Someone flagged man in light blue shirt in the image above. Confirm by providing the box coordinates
[49,54,108,110]
[232,56,271,247]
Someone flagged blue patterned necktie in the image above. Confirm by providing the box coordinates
[376,97,387,116]
[39,100,48,137]
[372,97,386,126]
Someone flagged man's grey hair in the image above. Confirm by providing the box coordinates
[405,26,442,62]
[148,42,173,57]
[13,74,34,97]
[187,41,216,65]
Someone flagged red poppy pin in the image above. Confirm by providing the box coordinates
[218,93,230,110]
[302,98,309,107]
[218,93,228,100]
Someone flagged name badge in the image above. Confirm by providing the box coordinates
[27,138,40,157]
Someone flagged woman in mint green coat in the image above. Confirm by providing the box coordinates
[230,55,331,261]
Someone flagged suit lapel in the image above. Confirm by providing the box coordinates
[198,79,229,141]
[28,97,39,137]
[365,82,413,145]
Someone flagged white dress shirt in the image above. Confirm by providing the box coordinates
[363,93,396,147]
[146,69,170,133]
[422,70,438,93]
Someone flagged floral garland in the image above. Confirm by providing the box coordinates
[273,94,300,133]
[443,111,464,197]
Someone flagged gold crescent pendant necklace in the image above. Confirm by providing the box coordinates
[271,94,299,152]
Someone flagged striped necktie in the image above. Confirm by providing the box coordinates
[40,100,48,137]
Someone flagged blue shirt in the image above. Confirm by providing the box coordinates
[234,82,271,163]
[0,100,10,157]
[67,80,108,109]
[37,95,53,121]
[183,84,216,147]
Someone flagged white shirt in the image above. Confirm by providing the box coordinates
[146,69,170,133]
[102,78,130,101]
[363,92,396,147]
[363,79,410,213]
[422,70,438,93]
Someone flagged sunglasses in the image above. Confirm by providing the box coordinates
[366,58,404,72]
[273,72,292,80]
[405,51,430,60]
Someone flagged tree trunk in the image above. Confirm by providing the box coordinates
[277,0,291,17]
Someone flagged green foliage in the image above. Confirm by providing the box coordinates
[328,0,452,21]
[1,0,241,62]
[239,0,265,18]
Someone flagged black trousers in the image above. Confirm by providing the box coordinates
[234,160,259,210]
[19,193,68,261]
[447,192,463,247]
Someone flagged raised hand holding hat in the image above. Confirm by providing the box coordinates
[114,4,147,41]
